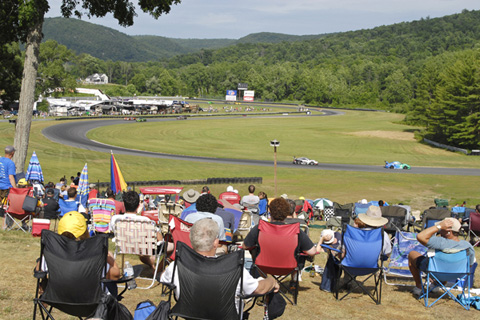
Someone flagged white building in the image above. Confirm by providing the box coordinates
[84,73,108,84]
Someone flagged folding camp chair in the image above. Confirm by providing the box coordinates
[33,230,109,319]
[353,203,370,218]
[451,206,466,220]
[381,206,408,236]
[326,208,351,232]
[468,211,480,247]
[113,218,164,289]
[234,211,254,241]
[414,208,451,231]
[88,198,116,234]
[164,241,254,320]
[330,224,384,304]
[58,198,79,217]
[251,220,301,305]
[219,191,241,205]
[419,250,471,310]
[4,187,35,232]
[383,230,427,286]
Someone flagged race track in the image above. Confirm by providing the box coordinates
[41,113,480,176]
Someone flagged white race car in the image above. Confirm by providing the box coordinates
[293,157,318,165]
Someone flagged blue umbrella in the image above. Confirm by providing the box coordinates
[25,151,44,183]
[78,163,89,208]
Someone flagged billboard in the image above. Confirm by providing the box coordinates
[244,90,255,102]
[226,90,237,101]
[238,83,248,90]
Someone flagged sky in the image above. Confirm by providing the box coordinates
[45,0,480,39]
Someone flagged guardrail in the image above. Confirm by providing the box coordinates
[95,176,263,189]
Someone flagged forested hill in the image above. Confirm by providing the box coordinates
[164,9,480,68]
[42,18,325,61]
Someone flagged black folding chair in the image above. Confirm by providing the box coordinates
[163,241,254,320]
[33,230,115,319]
[381,206,408,236]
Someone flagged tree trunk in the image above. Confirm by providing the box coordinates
[14,18,44,173]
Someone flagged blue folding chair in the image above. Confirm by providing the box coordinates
[58,198,79,217]
[420,250,471,310]
[332,224,384,304]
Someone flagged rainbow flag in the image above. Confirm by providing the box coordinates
[110,152,127,194]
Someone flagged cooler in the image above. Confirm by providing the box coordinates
[32,218,51,237]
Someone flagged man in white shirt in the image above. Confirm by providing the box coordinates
[161,218,278,312]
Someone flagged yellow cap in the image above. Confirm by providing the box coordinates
[299,196,305,200]
[18,178,28,186]
[58,211,87,239]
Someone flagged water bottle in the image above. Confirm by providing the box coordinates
[310,263,316,277]
[124,261,137,290]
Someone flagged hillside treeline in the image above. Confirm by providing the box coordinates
[3,9,480,148]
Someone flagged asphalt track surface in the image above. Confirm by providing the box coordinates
[41,112,480,176]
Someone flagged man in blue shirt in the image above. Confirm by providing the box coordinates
[0,146,16,227]
[0,145,16,202]
[408,217,475,296]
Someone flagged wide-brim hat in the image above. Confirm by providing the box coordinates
[183,189,200,203]
[358,205,388,227]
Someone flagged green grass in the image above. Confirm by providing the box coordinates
[1,110,480,210]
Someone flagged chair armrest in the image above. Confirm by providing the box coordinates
[101,275,134,284]
[34,270,47,279]
[160,282,176,291]
[320,244,341,253]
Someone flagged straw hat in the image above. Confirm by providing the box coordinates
[358,205,388,227]
[183,189,200,203]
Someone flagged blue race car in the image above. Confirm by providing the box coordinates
[385,161,411,170]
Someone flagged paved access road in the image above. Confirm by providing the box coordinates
[42,115,480,176]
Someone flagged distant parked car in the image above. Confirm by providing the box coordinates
[293,157,318,165]
[384,161,411,170]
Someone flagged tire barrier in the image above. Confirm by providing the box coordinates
[95,177,262,190]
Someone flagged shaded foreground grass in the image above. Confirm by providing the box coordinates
[1,221,478,320]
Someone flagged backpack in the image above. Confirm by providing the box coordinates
[145,300,171,320]
[134,300,156,320]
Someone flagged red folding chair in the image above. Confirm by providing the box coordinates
[164,215,193,262]
[219,192,241,205]
[252,220,301,305]
[4,187,35,232]
[469,212,480,247]
[161,215,193,296]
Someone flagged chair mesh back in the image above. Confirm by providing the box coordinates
[255,221,299,275]
[342,225,382,273]
[171,242,243,320]
[389,231,427,268]
[422,208,451,229]
[381,206,407,232]
[40,230,108,317]
[115,219,158,256]
[88,198,116,233]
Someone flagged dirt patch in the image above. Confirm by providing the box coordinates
[348,130,415,141]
